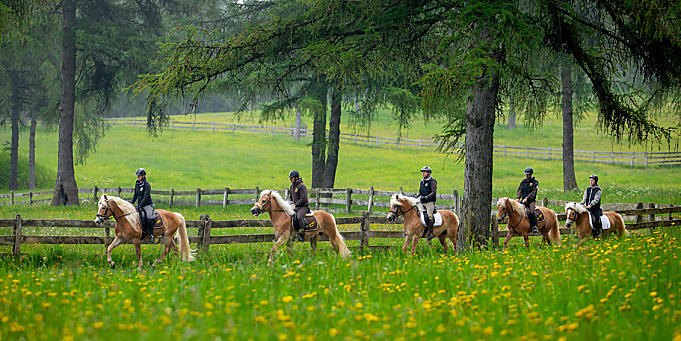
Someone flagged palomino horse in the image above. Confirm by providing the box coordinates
[94,194,194,270]
[496,197,560,249]
[564,202,627,246]
[250,190,351,265]
[386,194,459,254]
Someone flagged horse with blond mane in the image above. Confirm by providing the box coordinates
[387,193,459,254]
[496,197,560,249]
[94,194,195,270]
[250,190,351,265]
[564,202,627,246]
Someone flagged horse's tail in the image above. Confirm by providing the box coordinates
[547,209,561,245]
[330,214,351,259]
[175,213,196,262]
[615,213,629,237]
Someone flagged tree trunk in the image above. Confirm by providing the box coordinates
[561,58,579,191]
[458,24,500,252]
[29,117,37,190]
[294,106,302,141]
[310,78,328,188]
[323,84,342,188]
[9,91,19,191]
[507,99,516,129]
[52,0,79,206]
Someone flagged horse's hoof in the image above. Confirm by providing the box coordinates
[109,262,116,269]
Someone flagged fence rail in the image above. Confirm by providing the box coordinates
[2,204,679,256]
[106,118,681,166]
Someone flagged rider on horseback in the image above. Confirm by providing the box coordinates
[132,168,154,242]
[517,167,539,234]
[582,174,603,239]
[288,170,310,242]
[418,166,437,241]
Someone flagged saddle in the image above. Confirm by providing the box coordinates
[144,210,164,229]
[291,213,319,232]
[534,208,545,223]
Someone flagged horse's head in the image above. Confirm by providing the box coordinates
[564,203,583,228]
[496,197,511,223]
[251,191,273,216]
[95,194,112,225]
[387,193,409,222]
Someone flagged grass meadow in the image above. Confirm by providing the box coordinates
[1,110,680,339]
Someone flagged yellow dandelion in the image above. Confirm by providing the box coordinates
[282,296,293,303]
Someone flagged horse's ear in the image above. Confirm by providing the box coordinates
[102,194,107,200]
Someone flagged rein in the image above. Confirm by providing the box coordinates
[96,200,137,221]
[390,203,417,217]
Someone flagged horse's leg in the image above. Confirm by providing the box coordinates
[402,231,412,253]
[502,233,513,250]
[286,239,294,257]
[411,235,419,254]
[133,238,143,271]
[152,235,171,270]
[169,238,179,256]
[438,234,448,253]
[310,234,318,254]
[523,234,530,248]
[268,235,288,266]
[106,236,122,269]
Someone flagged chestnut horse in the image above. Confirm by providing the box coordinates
[250,190,350,265]
[94,194,194,270]
[564,202,628,246]
[496,197,560,249]
[386,194,459,254]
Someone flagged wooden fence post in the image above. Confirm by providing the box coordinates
[644,152,648,167]
[542,196,548,208]
[203,216,212,251]
[198,214,208,250]
[29,192,33,205]
[223,188,230,208]
[648,203,655,234]
[117,186,122,198]
[367,186,374,214]
[669,204,674,221]
[13,215,22,257]
[399,186,403,195]
[453,190,459,213]
[360,211,370,250]
[635,202,644,224]
[346,188,352,213]
[104,222,111,253]
[169,189,174,208]
[10,190,14,205]
[255,186,260,201]
[195,188,201,207]
[315,188,320,210]
[94,186,98,202]
[491,213,499,247]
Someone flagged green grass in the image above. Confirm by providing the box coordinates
[1,228,680,340]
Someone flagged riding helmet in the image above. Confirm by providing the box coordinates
[589,174,599,183]
[136,168,146,176]
[524,167,534,175]
[288,170,300,178]
[420,166,432,173]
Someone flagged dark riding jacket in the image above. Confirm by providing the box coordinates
[419,177,437,203]
[582,185,602,213]
[516,177,538,204]
[288,178,309,209]
[132,178,153,208]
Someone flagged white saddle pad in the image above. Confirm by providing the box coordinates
[588,212,610,230]
[419,211,443,227]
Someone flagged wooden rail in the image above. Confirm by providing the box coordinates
[1,205,678,256]
[106,118,681,166]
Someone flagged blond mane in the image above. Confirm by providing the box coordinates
[390,193,419,207]
[497,197,527,217]
[261,190,295,216]
[99,195,140,229]
[565,202,588,214]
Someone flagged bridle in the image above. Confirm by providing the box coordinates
[257,195,286,213]
[96,199,136,221]
[389,201,417,217]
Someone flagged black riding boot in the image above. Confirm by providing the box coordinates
[422,215,434,239]
[592,216,602,239]
[528,212,538,234]
[294,217,305,242]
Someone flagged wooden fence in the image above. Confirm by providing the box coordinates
[107,118,681,166]
[1,205,679,257]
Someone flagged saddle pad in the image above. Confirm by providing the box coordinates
[587,212,610,230]
[419,211,443,227]
[153,211,164,229]
[535,209,545,222]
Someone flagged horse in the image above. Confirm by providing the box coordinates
[564,202,628,246]
[94,194,195,270]
[250,190,351,265]
[496,197,560,249]
[386,193,459,254]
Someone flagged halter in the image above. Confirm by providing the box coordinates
[96,199,136,221]
[389,201,417,217]
[259,196,286,213]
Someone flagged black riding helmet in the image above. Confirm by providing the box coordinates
[420,166,432,173]
[136,168,146,177]
[289,170,300,178]
[589,174,599,183]
[524,167,534,175]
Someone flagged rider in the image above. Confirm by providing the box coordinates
[418,166,437,240]
[516,167,539,234]
[287,170,310,242]
[581,174,603,239]
[131,168,154,242]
